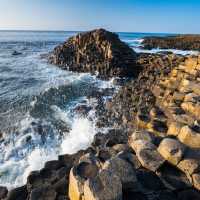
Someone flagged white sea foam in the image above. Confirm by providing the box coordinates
[22,148,57,184]
[123,38,144,44]
[133,47,199,55]
[61,115,96,154]
[0,148,57,188]
[0,115,61,188]
[98,77,115,89]
[121,36,199,56]
[51,105,71,124]
[0,99,99,189]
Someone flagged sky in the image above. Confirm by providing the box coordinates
[0,0,199,33]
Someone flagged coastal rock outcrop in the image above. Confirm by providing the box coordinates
[142,35,200,51]
[101,53,185,129]
[129,55,200,191]
[48,29,139,78]
[4,37,200,200]
[94,53,200,198]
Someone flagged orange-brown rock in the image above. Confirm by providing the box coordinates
[49,29,139,78]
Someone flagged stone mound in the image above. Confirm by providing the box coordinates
[48,29,139,78]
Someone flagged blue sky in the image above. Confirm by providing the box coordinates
[0,0,199,33]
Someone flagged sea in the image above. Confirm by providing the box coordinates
[0,30,198,188]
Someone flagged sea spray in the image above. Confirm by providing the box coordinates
[61,114,96,154]
[0,115,61,188]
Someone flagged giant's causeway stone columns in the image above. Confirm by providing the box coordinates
[49,29,139,78]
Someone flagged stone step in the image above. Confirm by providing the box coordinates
[178,126,200,148]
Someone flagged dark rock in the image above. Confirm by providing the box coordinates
[136,169,165,192]
[52,177,67,195]
[29,186,56,200]
[123,191,147,200]
[58,196,69,200]
[44,160,64,171]
[173,107,185,115]
[150,106,165,119]
[27,171,49,191]
[56,167,68,180]
[191,124,200,133]
[156,190,177,200]
[142,35,200,51]
[73,105,92,116]
[12,50,22,56]
[48,29,139,78]
[0,186,8,199]
[103,156,138,190]
[105,129,128,147]
[112,144,131,153]
[177,189,200,200]
[92,130,128,149]
[157,163,192,190]
[83,169,122,200]
[96,148,112,162]
[118,152,142,169]
[27,171,41,185]
[76,162,98,179]
[58,149,90,170]
[92,132,107,147]
[152,120,168,133]
[137,114,151,124]
[56,196,69,200]
[39,168,53,180]
[6,186,28,200]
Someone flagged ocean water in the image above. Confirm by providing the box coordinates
[0,30,198,188]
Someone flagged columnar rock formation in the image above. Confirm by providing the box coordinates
[103,53,185,127]
[3,30,200,200]
[48,29,139,78]
[132,55,200,190]
[142,35,200,51]
[65,55,200,200]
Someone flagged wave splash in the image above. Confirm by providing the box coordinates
[61,112,96,155]
[0,71,115,189]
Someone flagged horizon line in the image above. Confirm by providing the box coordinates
[0,28,197,35]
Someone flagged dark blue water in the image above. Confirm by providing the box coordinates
[0,30,197,188]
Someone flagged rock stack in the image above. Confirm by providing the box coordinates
[48,29,139,78]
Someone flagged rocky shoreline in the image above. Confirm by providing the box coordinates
[2,29,200,200]
[142,35,200,51]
